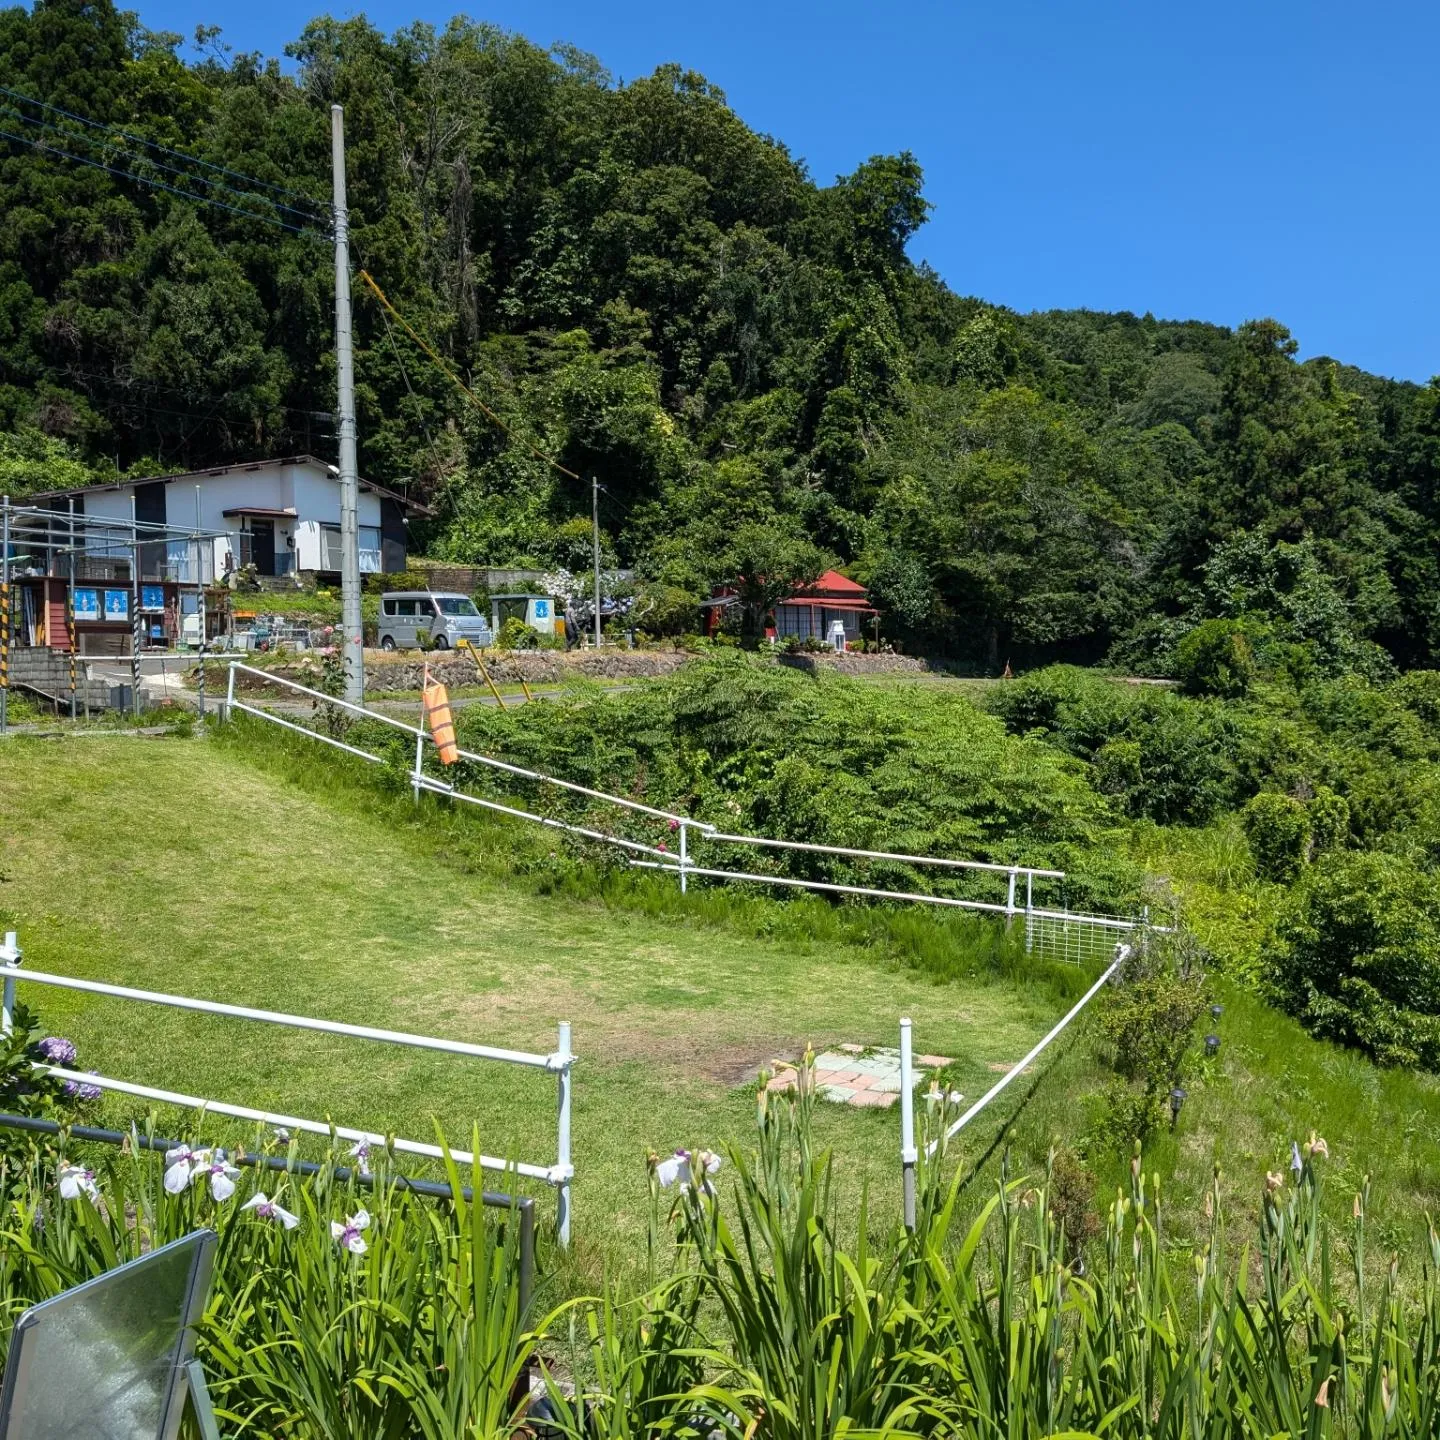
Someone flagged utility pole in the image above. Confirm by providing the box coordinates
[67,496,77,722]
[194,485,206,722]
[332,103,364,705]
[591,476,602,649]
[130,494,141,719]
[1,495,9,737]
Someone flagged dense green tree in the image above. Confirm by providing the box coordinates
[0,2,1428,676]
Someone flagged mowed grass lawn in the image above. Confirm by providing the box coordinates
[0,733,1061,1274]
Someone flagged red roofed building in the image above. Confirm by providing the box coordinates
[706,569,877,648]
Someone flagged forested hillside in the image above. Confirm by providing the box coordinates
[3,0,1438,670]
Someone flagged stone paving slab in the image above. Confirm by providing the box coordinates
[765,1044,956,1110]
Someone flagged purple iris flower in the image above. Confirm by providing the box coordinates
[331,1208,370,1254]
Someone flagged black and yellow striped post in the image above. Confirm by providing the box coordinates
[131,603,143,718]
[0,580,8,729]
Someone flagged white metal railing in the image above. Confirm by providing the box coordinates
[0,929,577,1245]
[224,662,1146,943]
[897,942,1131,1228]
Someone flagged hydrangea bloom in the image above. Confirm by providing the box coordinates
[62,1072,102,1102]
[36,1037,76,1064]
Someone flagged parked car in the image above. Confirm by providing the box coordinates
[377,591,493,651]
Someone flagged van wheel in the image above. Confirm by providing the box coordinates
[380,636,395,651]
[431,636,449,651]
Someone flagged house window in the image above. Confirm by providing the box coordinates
[321,525,383,572]
[775,604,815,639]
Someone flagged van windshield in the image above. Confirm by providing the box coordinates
[434,597,480,617]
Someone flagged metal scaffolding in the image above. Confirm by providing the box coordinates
[0,494,230,731]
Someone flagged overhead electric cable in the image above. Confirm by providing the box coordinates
[368,277,448,480]
[0,83,327,211]
[0,123,317,234]
[0,101,325,225]
[357,268,581,481]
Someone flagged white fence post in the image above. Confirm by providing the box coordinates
[899,1016,917,1232]
[1005,868,1017,924]
[556,1020,573,1247]
[678,822,688,896]
[1025,872,1034,954]
[412,730,424,805]
[1,930,18,1038]
[223,660,235,723]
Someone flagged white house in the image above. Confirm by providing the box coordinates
[27,454,422,585]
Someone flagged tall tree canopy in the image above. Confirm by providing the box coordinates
[0,0,1434,672]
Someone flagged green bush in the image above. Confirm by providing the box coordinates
[630,580,701,637]
[1241,791,1312,882]
[496,616,540,650]
[1093,938,1207,1142]
[1091,738,1141,796]
[1273,851,1440,1066]
[1174,618,1258,698]
[989,667,1245,825]
[449,652,1143,911]
[1308,784,1351,854]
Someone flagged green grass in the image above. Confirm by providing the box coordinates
[0,729,1071,1281]
[5,716,1440,1295]
[0,693,46,725]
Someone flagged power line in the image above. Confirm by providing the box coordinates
[0,123,317,235]
[0,83,326,212]
[358,268,582,481]
[0,101,325,226]
[367,275,448,477]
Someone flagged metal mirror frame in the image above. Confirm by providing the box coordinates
[0,1229,217,1440]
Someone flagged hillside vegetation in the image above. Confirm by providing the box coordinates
[2,1,1439,674]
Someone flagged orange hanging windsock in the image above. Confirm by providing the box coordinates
[422,670,459,764]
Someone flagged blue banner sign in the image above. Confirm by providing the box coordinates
[73,588,99,620]
[104,589,129,619]
[141,585,165,611]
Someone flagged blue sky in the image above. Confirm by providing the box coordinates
[139,0,1438,382]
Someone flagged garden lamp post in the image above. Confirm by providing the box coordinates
[1169,1086,1187,1128]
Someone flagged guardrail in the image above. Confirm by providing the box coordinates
[0,929,577,1246]
[897,942,1132,1229]
[223,663,1092,931]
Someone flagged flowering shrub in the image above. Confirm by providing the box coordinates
[0,1009,100,1157]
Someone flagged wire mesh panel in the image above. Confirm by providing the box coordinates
[1025,911,1138,966]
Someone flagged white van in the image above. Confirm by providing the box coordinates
[377,591,494,651]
